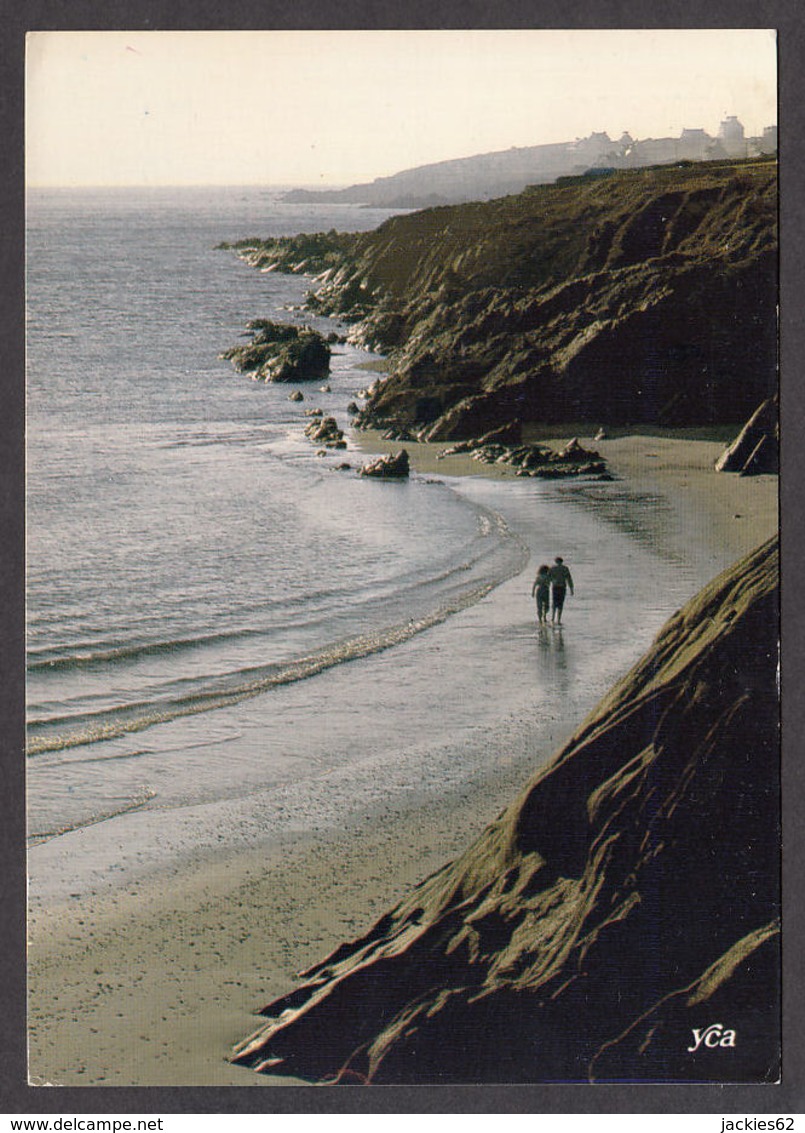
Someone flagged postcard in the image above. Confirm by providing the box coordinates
[24,28,781,1091]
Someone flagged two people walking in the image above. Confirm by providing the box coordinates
[531,556,574,625]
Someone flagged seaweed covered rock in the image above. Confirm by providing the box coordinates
[221,320,331,383]
[232,537,779,1084]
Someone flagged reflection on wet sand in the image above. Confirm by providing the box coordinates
[535,622,569,695]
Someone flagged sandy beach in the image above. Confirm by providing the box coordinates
[26,432,778,1088]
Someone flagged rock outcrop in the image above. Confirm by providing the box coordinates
[221,320,331,384]
[438,436,610,479]
[716,395,779,475]
[304,415,345,448]
[232,158,777,443]
[232,537,780,1084]
[358,450,410,479]
[217,230,355,276]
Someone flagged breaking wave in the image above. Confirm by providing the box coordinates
[27,504,528,756]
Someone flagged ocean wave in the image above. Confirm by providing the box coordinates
[27,507,514,675]
[26,627,269,673]
[27,787,158,845]
[27,515,528,757]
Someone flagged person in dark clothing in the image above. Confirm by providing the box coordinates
[531,563,551,624]
[549,556,574,624]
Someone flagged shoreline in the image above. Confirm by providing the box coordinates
[27,433,778,1088]
[355,426,778,570]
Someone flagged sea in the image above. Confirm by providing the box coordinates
[25,186,700,907]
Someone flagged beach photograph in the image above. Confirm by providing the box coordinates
[23,28,781,1090]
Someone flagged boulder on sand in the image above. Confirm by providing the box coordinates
[359,450,410,479]
[715,397,779,475]
[304,415,345,448]
[553,437,602,463]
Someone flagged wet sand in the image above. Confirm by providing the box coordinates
[356,427,777,574]
[26,433,777,1088]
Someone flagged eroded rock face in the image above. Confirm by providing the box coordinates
[232,537,780,1084]
[232,160,777,442]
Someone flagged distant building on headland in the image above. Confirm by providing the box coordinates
[759,125,778,154]
[579,116,776,173]
[280,116,778,209]
[718,115,746,158]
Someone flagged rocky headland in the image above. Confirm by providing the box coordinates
[232,535,780,1084]
[437,434,610,479]
[276,123,776,209]
[231,157,777,451]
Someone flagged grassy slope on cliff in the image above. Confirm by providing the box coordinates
[240,158,776,441]
[233,536,780,1084]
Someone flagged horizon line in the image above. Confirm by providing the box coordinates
[26,118,778,194]
[25,182,352,191]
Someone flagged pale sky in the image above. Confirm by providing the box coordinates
[25,29,778,188]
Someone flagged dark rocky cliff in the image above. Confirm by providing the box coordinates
[234,158,777,443]
[232,536,780,1084]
